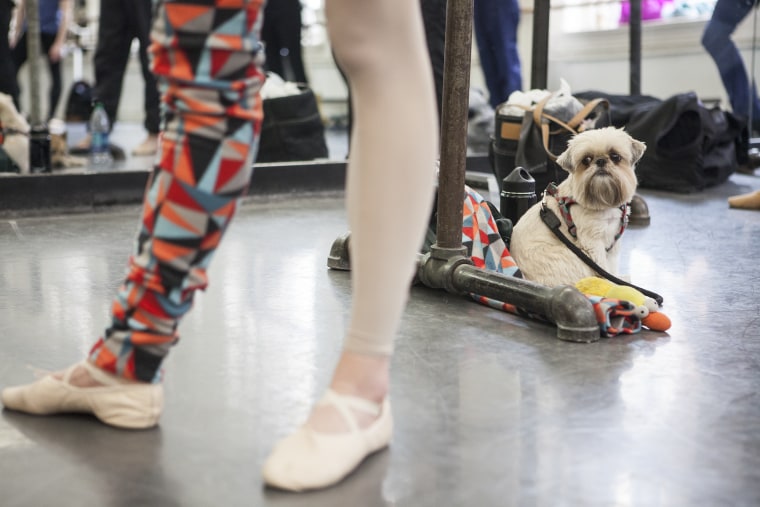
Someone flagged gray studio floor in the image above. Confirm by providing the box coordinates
[1,149,760,505]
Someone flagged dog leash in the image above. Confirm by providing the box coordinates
[1,127,30,137]
[539,203,664,306]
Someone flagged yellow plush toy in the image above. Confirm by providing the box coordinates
[575,277,671,332]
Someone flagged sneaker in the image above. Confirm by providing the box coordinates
[70,134,91,155]
[132,134,158,157]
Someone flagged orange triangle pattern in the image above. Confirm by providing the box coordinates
[165,5,211,31]
[152,238,196,262]
[173,142,197,186]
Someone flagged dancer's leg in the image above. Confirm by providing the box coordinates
[0,1,21,108]
[474,0,522,108]
[263,0,438,491]
[2,0,266,426]
[135,0,160,137]
[702,0,759,124]
[321,0,438,419]
[92,0,132,128]
[728,189,760,209]
[41,33,63,120]
[89,0,265,383]
[332,0,438,357]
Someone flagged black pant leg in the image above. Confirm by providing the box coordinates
[10,33,28,112]
[420,0,447,123]
[40,33,62,120]
[262,0,307,83]
[0,1,20,108]
[261,5,284,78]
[93,0,132,127]
[332,50,352,154]
[135,0,160,133]
[279,0,307,83]
[11,32,27,71]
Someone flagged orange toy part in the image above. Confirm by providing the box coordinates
[642,311,671,332]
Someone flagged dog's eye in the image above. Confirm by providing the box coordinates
[610,152,622,163]
[582,156,593,166]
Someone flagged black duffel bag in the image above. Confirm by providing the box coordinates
[576,91,744,193]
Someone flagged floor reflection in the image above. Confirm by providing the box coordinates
[1,176,759,505]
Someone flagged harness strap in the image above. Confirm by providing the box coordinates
[1,128,30,137]
[544,182,628,252]
[539,204,664,306]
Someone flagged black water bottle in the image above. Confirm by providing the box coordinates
[29,124,52,173]
[500,167,536,225]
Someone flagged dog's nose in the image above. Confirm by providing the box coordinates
[595,158,606,168]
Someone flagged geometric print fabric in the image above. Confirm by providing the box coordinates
[460,186,641,338]
[90,0,266,381]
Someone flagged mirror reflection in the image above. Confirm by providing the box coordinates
[0,0,728,182]
[0,0,502,179]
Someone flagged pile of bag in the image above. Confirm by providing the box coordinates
[576,90,743,193]
[488,80,744,195]
[258,72,328,163]
[490,80,608,194]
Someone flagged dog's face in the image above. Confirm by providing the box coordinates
[556,127,645,210]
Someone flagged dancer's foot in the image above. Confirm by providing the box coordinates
[1,361,163,429]
[262,352,391,491]
[728,189,760,210]
[131,134,159,156]
[69,134,91,155]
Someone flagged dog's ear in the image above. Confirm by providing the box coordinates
[631,139,647,164]
[630,138,646,165]
[556,145,575,173]
[619,127,646,164]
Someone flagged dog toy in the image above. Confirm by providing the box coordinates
[639,311,671,332]
[575,276,671,331]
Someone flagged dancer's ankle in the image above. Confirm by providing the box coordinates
[329,350,390,403]
[305,351,390,434]
[51,361,146,387]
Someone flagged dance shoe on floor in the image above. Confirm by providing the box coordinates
[728,189,760,210]
[1,361,163,429]
[262,389,392,492]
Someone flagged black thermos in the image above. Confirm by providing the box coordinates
[500,167,536,225]
[29,124,52,173]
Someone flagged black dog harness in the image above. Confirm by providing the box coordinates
[544,182,629,252]
[0,127,29,145]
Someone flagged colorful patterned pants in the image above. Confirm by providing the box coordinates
[89,0,266,381]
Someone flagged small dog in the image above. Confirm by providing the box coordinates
[510,127,646,287]
[0,92,30,174]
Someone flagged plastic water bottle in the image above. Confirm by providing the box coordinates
[89,102,112,167]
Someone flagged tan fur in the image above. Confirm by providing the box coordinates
[510,127,646,287]
[0,93,30,174]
